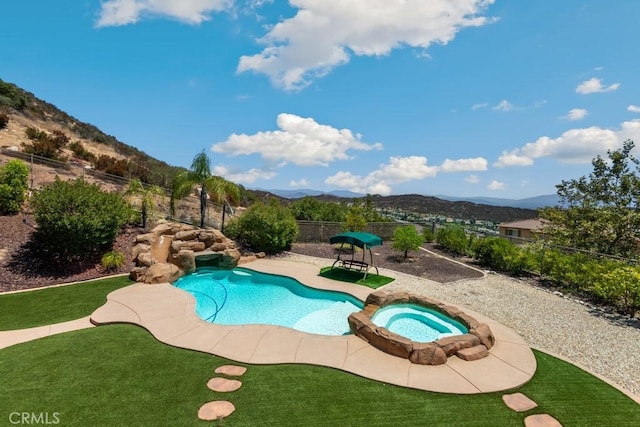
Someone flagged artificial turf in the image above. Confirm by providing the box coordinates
[0,325,638,426]
[319,266,394,288]
[0,275,133,330]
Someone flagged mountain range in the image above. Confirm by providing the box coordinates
[260,188,560,209]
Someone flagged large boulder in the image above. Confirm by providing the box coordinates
[434,334,480,356]
[171,240,206,253]
[150,223,174,236]
[175,230,199,241]
[409,343,448,365]
[136,252,155,267]
[135,233,156,245]
[471,324,495,350]
[144,263,182,284]
[131,243,150,260]
[176,250,196,274]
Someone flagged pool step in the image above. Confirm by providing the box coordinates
[456,344,489,361]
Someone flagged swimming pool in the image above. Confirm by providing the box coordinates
[371,303,468,342]
[174,267,363,336]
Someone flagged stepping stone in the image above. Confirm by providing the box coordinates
[502,393,538,412]
[215,365,247,376]
[524,414,562,427]
[456,344,489,361]
[207,377,242,392]
[198,401,235,421]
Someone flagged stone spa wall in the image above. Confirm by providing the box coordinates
[348,291,495,365]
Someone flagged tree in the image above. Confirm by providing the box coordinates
[0,159,29,215]
[344,205,367,231]
[171,150,239,229]
[540,140,640,257]
[392,225,424,259]
[123,178,165,229]
[226,200,298,253]
[31,178,129,257]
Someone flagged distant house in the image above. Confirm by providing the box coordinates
[497,218,547,243]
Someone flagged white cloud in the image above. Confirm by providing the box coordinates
[576,77,620,94]
[289,178,308,187]
[471,103,489,110]
[96,0,232,27]
[492,100,514,112]
[440,157,488,172]
[237,0,496,90]
[465,174,480,184]
[494,119,640,167]
[212,113,382,167]
[562,108,588,121]
[628,105,640,113]
[212,165,276,184]
[324,155,488,195]
[487,180,505,191]
[325,156,439,196]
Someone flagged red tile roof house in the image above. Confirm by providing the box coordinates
[497,218,548,244]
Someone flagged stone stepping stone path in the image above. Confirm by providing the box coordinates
[524,414,562,427]
[198,401,235,421]
[501,393,562,427]
[502,393,538,412]
[196,365,247,422]
[207,377,243,392]
[215,365,247,376]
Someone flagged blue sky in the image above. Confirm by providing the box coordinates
[2,1,639,199]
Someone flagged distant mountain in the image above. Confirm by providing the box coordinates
[434,194,560,209]
[258,188,364,199]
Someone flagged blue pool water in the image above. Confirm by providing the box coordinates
[174,267,363,336]
[371,304,468,342]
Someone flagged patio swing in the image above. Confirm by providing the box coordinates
[329,231,382,280]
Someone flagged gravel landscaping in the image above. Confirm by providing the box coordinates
[283,248,640,401]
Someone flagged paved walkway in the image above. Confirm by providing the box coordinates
[90,258,536,394]
[0,316,94,350]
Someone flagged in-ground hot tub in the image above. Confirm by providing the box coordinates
[348,291,495,365]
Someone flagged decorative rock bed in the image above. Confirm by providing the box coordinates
[348,291,495,365]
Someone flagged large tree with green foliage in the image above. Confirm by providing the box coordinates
[31,178,129,257]
[540,140,640,258]
[123,178,165,229]
[0,159,29,215]
[289,196,347,222]
[171,150,239,229]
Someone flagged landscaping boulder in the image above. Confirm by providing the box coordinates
[144,263,182,284]
[150,223,173,236]
[177,250,196,274]
[175,230,199,241]
[409,343,448,365]
[471,324,495,350]
[435,334,480,356]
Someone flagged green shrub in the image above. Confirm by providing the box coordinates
[344,205,367,232]
[228,201,298,254]
[101,250,125,271]
[435,226,469,256]
[0,159,29,215]
[593,265,640,316]
[422,227,435,243]
[392,225,424,259]
[31,178,130,257]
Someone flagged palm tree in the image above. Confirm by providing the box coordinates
[123,178,165,229]
[171,150,239,229]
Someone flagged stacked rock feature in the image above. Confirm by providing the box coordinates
[347,290,494,365]
[129,221,265,284]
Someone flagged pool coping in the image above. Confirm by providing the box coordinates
[90,258,537,394]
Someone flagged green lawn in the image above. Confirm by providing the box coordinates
[319,266,394,288]
[0,276,133,330]
[0,325,638,426]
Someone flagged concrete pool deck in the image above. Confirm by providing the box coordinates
[89,258,536,394]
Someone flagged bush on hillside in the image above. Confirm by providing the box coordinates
[31,178,130,258]
[226,201,298,254]
[0,160,29,215]
[472,237,532,275]
[23,127,69,160]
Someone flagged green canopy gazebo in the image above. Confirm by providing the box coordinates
[329,231,383,280]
